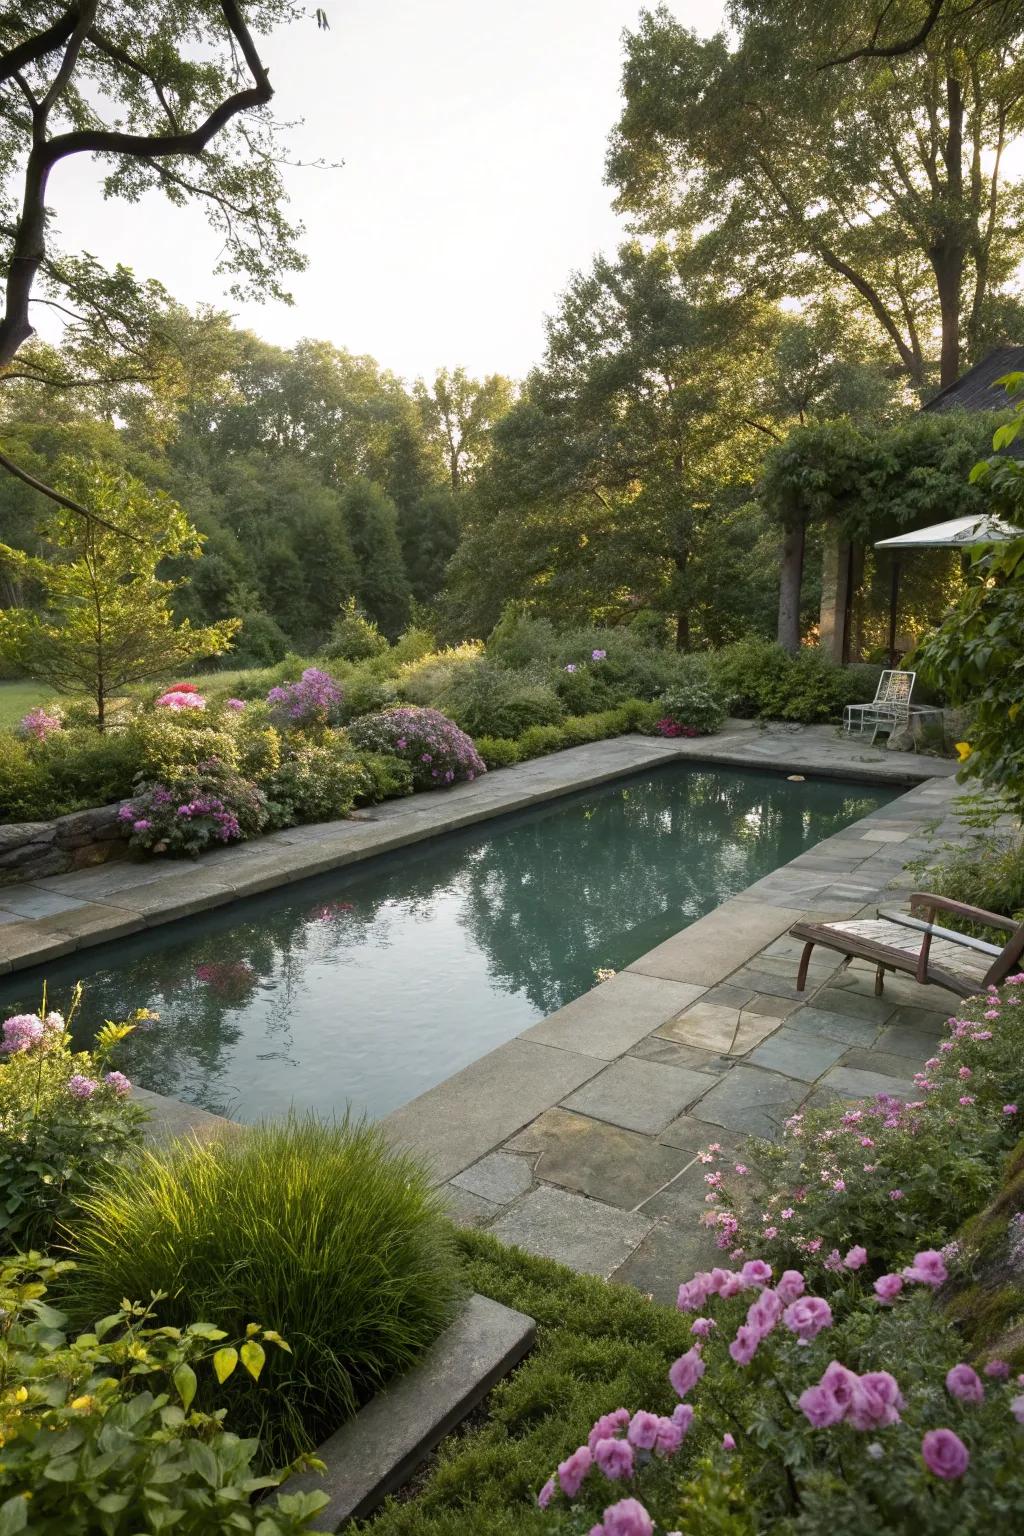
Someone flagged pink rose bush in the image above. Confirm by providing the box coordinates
[348,705,485,790]
[536,1249,1024,1535]
[700,977,1024,1280]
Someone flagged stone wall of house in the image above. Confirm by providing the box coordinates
[0,804,129,884]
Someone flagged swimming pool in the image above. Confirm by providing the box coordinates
[0,765,894,1122]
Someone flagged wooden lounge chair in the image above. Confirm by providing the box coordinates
[790,893,1024,999]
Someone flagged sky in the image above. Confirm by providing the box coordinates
[48,0,727,387]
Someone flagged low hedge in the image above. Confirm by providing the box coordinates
[475,701,662,769]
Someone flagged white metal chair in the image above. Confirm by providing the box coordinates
[843,669,915,744]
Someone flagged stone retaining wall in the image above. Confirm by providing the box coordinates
[0,804,129,884]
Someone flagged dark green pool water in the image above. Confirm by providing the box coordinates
[0,765,894,1122]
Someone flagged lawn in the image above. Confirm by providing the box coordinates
[362,1229,694,1536]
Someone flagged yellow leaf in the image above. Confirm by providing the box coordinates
[212,1347,238,1384]
[955,741,972,763]
[239,1340,266,1382]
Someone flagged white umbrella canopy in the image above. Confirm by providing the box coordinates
[875,513,1023,549]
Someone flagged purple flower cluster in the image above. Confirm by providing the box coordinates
[18,705,63,741]
[1,1011,65,1054]
[349,706,486,791]
[266,667,343,730]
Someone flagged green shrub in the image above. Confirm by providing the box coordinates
[231,608,291,667]
[0,733,49,819]
[654,679,729,735]
[396,642,483,705]
[337,672,399,722]
[259,739,365,828]
[551,662,619,714]
[712,637,882,723]
[475,735,523,769]
[66,1115,462,1464]
[626,607,673,648]
[440,660,564,738]
[121,760,268,856]
[0,998,145,1253]
[908,830,1024,938]
[349,751,415,802]
[617,698,663,733]
[131,713,242,777]
[0,1255,328,1536]
[33,725,148,810]
[321,597,389,661]
[516,723,567,758]
[559,710,625,747]
[485,604,560,669]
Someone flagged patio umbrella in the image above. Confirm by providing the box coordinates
[873,514,1023,663]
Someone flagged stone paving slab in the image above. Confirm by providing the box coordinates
[627,898,807,986]
[520,972,706,1059]
[487,1185,657,1277]
[503,1107,690,1209]
[562,1055,715,1136]
[687,1064,807,1141]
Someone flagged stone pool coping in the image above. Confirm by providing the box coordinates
[0,719,954,976]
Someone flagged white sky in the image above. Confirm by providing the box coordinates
[47,1,726,386]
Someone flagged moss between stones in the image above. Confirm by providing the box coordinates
[944,1133,1024,1369]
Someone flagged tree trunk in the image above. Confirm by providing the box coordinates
[933,74,965,389]
[674,545,689,651]
[776,518,805,655]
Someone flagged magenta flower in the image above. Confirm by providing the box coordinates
[747,1287,783,1338]
[728,1324,760,1366]
[782,1296,832,1342]
[224,698,246,711]
[946,1364,984,1404]
[2,1014,45,1054]
[557,1445,592,1497]
[67,1074,98,1099]
[798,1383,845,1428]
[903,1249,948,1288]
[668,1347,705,1398]
[599,1497,652,1536]
[921,1428,969,1480]
[775,1269,806,1305]
[722,1432,736,1450]
[848,1372,904,1430]
[690,1317,716,1337]
[873,1273,904,1305]
[18,705,63,741]
[591,649,607,661]
[626,1412,661,1451]
[739,1258,772,1288]
[1011,1394,1024,1424]
[984,1360,1010,1379]
[1004,1104,1019,1116]
[652,1416,684,1457]
[587,1409,629,1454]
[843,1245,868,1270]
[537,1477,555,1508]
[593,1437,634,1481]
[820,1361,860,1413]
[103,1070,132,1096]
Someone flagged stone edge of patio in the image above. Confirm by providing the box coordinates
[0,720,954,976]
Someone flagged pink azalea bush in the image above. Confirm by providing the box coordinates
[348,705,486,790]
[17,704,63,741]
[118,758,267,856]
[701,976,1024,1278]
[156,685,207,712]
[536,1252,1024,1535]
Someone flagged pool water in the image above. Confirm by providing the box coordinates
[0,766,894,1122]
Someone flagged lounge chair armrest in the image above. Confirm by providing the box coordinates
[877,908,1002,958]
[909,892,1018,933]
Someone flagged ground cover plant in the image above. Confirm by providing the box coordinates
[64,1115,462,1466]
[0,1254,328,1536]
[0,991,146,1254]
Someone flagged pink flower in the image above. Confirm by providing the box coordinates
[1004,1104,1019,1116]
[798,1384,845,1428]
[959,1095,975,1106]
[671,1402,694,1435]
[600,1498,652,1536]
[626,1413,661,1451]
[588,1410,629,1454]
[820,1361,860,1414]
[2,1015,44,1054]
[734,1163,749,1175]
[832,1178,846,1193]
[712,1268,742,1298]
[722,1432,736,1450]
[903,1249,948,1288]
[739,1259,772,1288]
[921,1428,969,1480]
[652,1416,684,1457]
[783,1296,832,1342]
[103,1070,131,1096]
[690,1317,716,1337]
[776,1270,805,1305]
[873,1273,904,1305]
[224,697,246,711]
[668,1348,705,1398]
[67,1074,98,1100]
[984,1360,1010,1379]
[824,1249,843,1272]
[888,1189,904,1201]
[593,1438,634,1481]
[537,1477,555,1508]
[746,1288,783,1339]
[1011,1394,1024,1424]
[958,1066,972,1080]
[848,1373,904,1429]
[844,1245,868,1270]
[946,1364,984,1404]
[728,1324,760,1366]
[558,1445,592,1497]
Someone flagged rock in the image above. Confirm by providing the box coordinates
[0,823,53,851]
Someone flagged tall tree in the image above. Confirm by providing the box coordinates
[414,367,515,491]
[609,4,1024,390]
[340,479,411,639]
[0,2,317,510]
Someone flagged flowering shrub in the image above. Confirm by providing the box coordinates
[0,1254,328,1535]
[536,1253,1024,1536]
[17,704,63,741]
[701,976,1024,1278]
[119,759,267,856]
[0,993,146,1251]
[266,667,344,732]
[260,740,367,828]
[348,706,485,790]
[156,684,207,712]
[653,681,728,737]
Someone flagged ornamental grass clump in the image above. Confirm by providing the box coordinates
[349,705,485,789]
[702,975,1024,1280]
[0,991,146,1252]
[66,1114,463,1465]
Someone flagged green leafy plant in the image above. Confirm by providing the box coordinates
[655,681,729,736]
[712,638,882,723]
[440,660,565,738]
[0,991,146,1253]
[259,739,366,828]
[907,832,1024,940]
[66,1114,463,1464]
[322,597,390,661]
[120,759,268,857]
[0,1255,327,1536]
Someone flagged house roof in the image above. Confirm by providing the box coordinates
[922,344,1024,414]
